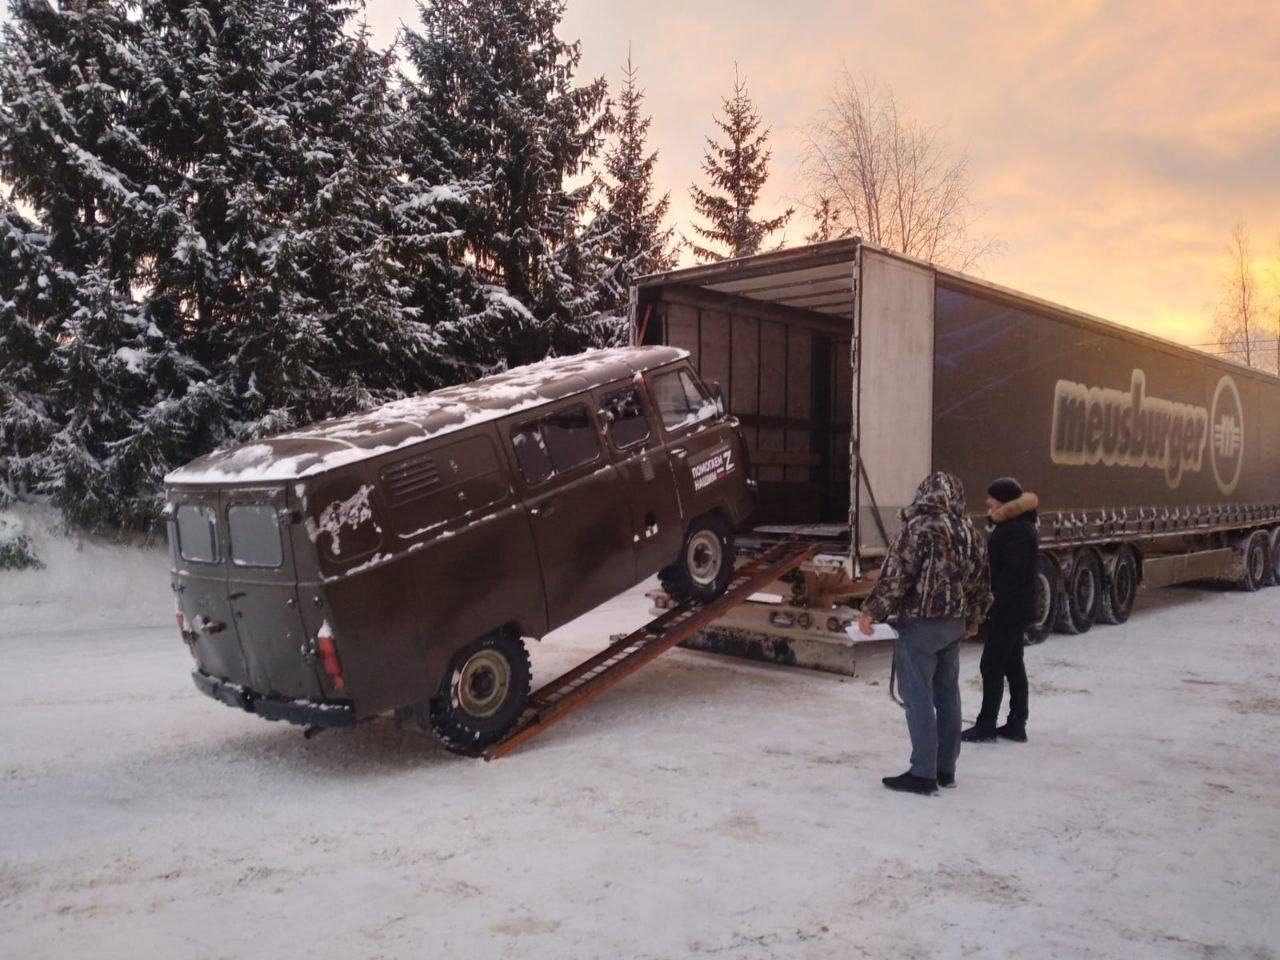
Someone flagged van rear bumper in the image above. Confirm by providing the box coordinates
[192,670,355,727]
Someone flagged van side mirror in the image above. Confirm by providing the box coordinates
[710,381,726,416]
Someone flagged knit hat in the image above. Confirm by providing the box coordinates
[987,477,1023,504]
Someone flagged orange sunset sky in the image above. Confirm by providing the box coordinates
[365,0,1280,350]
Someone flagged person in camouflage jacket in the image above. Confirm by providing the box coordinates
[861,471,992,626]
[858,471,992,795]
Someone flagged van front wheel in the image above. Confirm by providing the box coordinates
[420,630,530,755]
[660,515,735,605]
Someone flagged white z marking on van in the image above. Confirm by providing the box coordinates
[691,447,736,492]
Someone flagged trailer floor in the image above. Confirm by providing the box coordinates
[3,511,1279,959]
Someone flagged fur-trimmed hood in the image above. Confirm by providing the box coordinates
[990,492,1039,524]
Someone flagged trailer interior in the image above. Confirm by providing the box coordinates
[634,240,860,535]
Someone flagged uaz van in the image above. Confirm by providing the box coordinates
[165,347,756,752]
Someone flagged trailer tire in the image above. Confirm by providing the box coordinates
[419,629,531,756]
[1026,553,1060,644]
[1054,550,1101,635]
[660,514,735,605]
[1268,527,1280,587]
[1098,548,1139,625]
[1238,532,1269,592]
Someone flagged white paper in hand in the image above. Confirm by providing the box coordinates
[846,621,899,642]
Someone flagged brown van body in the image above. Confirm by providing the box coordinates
[166,347,755,727]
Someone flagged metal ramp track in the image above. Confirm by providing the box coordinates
[484,539,822,760]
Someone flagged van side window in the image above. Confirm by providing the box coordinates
[601,387,650,449]
[651,369,718,431]
[175,504,219,563]
[511,423,554,485]
[511,404,601,484]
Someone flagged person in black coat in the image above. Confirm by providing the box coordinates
[962,477,1039,743]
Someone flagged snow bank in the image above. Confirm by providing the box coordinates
[0,502,171,632]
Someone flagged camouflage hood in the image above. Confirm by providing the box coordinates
[901,471,968,521]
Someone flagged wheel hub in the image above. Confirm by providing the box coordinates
[1249,543,1266,583]
[1074,566,1095,611]
[687,530,723,586]
[457,649,511,718]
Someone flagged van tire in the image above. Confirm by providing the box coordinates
[660,514,735,605]
[420,630,531,756]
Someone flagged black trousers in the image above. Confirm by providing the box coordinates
[976,616,1029,727]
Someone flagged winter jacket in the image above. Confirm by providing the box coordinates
[987,492,1040,626]
[862,471,992,626]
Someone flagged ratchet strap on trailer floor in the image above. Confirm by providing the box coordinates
[484,538,824,760]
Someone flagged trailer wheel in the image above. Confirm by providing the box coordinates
[419,630,531,756]
[1054,551,1101,635]
[659,514,735,605]
[1026,553,1060,644]
[1238,532,1269,592]
[1098,548,1139,625]
[1269,528,1280,587]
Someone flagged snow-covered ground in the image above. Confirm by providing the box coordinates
[3,509,1279,959]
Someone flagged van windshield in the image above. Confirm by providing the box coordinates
[651,369,718,431]
[228,504,283,568]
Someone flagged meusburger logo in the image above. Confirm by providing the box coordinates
[1209,375,1244,495]
[1049,370,1209,489]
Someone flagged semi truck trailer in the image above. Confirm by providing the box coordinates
[632,240,1280,666]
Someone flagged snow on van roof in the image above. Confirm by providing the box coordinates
[165,345,689,485]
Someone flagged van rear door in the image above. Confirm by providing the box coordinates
[222,486,325,701]
[171,489,248,684]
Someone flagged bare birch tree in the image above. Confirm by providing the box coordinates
[800,71,994,269]
[1213,222,1266,370]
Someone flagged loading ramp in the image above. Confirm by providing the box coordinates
[483,539,823,760]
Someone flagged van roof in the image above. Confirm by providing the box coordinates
[166,345,689,486]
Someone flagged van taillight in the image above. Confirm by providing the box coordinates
[174,601,196,658]
[316,623,345,690]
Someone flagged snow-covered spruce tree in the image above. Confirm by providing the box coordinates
[689,68,793,263]
[590,53,678,342]
[0,202,64,504]
[137,0,470,442]
[401,0,613,366]
[0,0,203,527]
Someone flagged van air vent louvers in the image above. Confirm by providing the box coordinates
[381,454,441,506]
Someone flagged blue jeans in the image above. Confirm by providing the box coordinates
[895,618,964,780]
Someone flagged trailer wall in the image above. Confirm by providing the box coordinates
[930,277,1280,532]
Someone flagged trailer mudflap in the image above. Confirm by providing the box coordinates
[192,670,355,727]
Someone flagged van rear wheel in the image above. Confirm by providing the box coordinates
[660,514,735,605]
[420,630,530,756]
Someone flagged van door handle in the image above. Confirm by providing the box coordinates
[228,591,246,600]
[670,447,688,459]
[196,616,226,635]
[530,501,557,518]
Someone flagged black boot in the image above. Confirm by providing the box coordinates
[961,723,998,743]
[996,720,1027,742]
[937,771,956,788]
[882,772,938,795]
